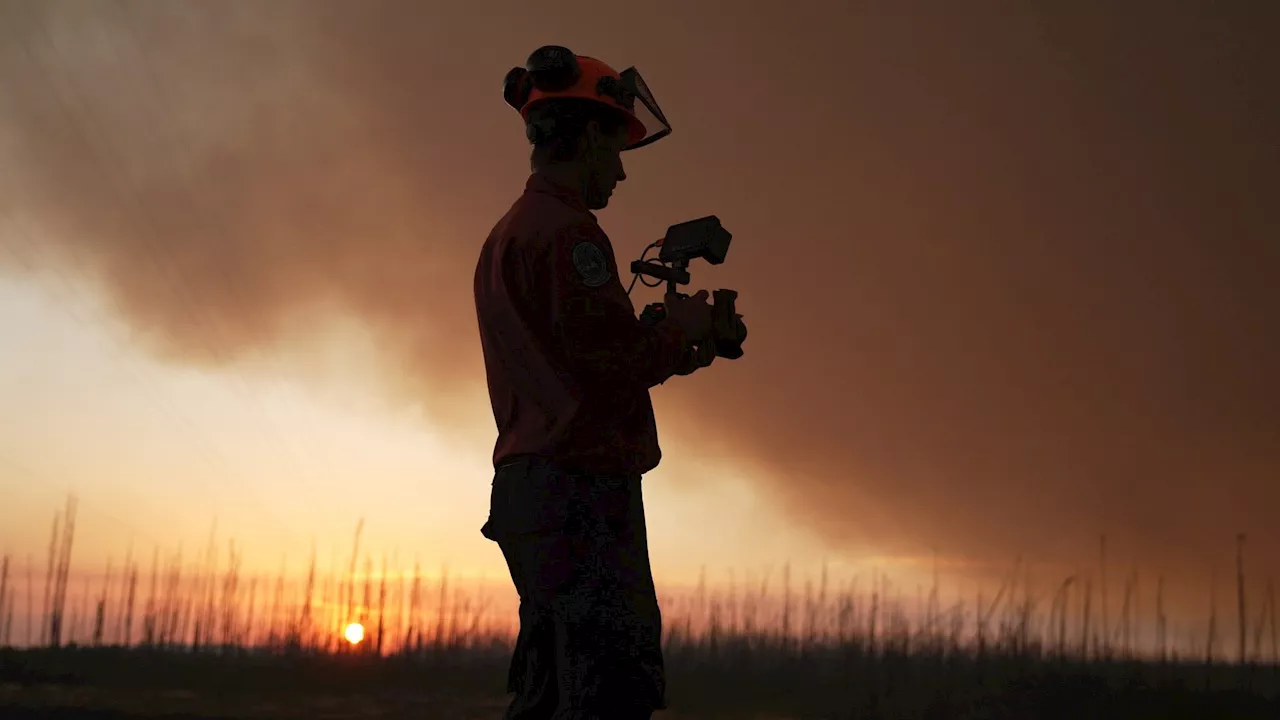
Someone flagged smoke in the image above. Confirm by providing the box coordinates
[3,0,1278,602]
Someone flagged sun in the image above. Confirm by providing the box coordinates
[344,622,365,645]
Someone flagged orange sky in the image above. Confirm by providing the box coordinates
[1,0,1278,635]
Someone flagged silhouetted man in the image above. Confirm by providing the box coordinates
[473,46,717,719]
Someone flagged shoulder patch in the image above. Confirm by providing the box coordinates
[571,241,612,288]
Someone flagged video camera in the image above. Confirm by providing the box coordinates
[630,216,748,360]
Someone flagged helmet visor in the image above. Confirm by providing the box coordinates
[616,67,671,151]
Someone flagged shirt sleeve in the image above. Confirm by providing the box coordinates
[547,221,691,393]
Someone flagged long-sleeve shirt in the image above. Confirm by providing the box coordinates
[474,172,691,476]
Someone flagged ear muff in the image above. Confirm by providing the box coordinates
[503,66,533,111]
[526,116,552,144]
[525,45,580,93]
[520,46,582,144]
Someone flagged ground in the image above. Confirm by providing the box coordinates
[4,646,1280,719]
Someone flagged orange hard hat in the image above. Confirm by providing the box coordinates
[503,46,671,151]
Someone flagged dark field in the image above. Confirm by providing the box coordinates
[4,641,1280,720]
[5,507,1280,717]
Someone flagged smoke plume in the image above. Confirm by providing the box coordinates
[2,0,1278,606]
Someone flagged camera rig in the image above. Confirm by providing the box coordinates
[629,216,747,360]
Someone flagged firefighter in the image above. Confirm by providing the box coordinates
[473,46,717,719]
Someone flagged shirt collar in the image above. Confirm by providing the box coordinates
[525,171,593,217]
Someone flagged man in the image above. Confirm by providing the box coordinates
[473,46,719,719]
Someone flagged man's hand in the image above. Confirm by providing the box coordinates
[672,340,716,376]
[663,289,715,342]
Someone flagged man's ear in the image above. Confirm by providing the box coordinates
[581,119,604,157]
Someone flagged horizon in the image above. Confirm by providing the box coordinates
[4,493,1277,663]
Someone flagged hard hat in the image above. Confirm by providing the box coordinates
[503,46,672,151]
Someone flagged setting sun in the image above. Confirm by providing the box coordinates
[344,623,365,645]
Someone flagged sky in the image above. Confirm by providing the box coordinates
[1,0,1277,634]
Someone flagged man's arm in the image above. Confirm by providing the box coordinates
[547,223,691,393]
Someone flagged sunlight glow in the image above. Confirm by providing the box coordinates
[344,623,365,645]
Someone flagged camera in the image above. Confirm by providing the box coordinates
[632,216,747,360]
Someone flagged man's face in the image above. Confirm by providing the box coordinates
[580,121,629,210]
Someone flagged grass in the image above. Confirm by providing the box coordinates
[2,494,1279,719]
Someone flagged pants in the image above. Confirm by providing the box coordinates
[481,455,666,720]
